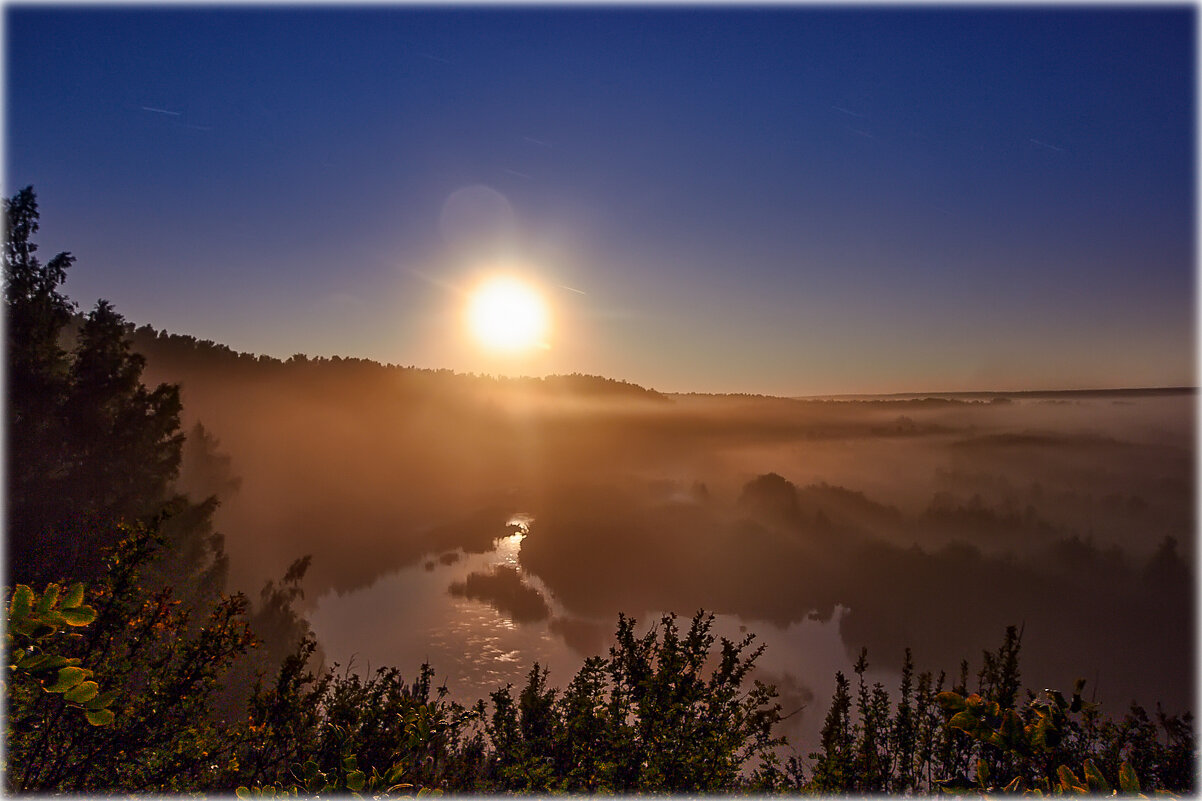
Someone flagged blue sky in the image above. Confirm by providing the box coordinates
[6,6,1195,395]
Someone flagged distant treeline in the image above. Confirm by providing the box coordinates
[6,186,1195,794]
[804,387,1196,401]
[124,322,669,403]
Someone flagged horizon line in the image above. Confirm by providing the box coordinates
[128,321,1195,402]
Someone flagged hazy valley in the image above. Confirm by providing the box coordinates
[133,327,1195,741]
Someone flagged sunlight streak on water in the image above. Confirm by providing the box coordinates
[494,533,524,568]
[307,512,876,755]
[309,513,575,697]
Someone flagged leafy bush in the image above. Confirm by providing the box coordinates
[6,559,1196,795]
[5,581,115,729]
[4,185,1194,796]
[801,625,1195,795]
[479,611,785,792]
[5,520,257,793]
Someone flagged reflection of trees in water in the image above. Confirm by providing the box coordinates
[449,565,551,623]
[125,328,1193,717]
[520,471,1195,716]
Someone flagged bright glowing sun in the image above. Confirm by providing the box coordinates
[466,276,550,352]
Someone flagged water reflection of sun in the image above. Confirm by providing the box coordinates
[494,514,533,568]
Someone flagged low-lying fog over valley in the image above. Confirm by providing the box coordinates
[137,329,1195,753]
[7,6,1195,791]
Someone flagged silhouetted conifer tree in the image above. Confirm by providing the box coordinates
[4,187,215,590]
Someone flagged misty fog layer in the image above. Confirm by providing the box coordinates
[138,329,1195,719]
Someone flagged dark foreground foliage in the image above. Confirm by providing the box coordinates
[4,187,1195,794]
[5,535,1195,795]
[4,521,785,794]
[794,630,1194,795]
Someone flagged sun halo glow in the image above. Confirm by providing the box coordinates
[465,276,550,352]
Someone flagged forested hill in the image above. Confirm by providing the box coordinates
[8,189,1195,796]
[121,322,668,405]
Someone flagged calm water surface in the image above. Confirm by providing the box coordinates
[309,514,890,755]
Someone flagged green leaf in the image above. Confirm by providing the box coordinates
[975,758,990,788]
[946,709,973,729]
[16,653,75,673]
[346,770,365,792]
[1000,709,1025,747]
[936,691,967,712]
[11,618,44,638]
[36,655,77,672]
[61,583,85,609]
[84,690,118,710]
[342,755,358,773]
[1119,761,1141,793]
[45,666,89,692]
[236,788,252,800]
[947,710,983,735]
[1029,715,1059,751]
[59,605,97,627]
[9,585,34,620]
[1043,725,1062,749]
[28,621,59,638]
[64,680,99,704]
[1083,759,1109,793]
[35,583,60,613]
[1058,765,1086,794]
[84,708,114,726]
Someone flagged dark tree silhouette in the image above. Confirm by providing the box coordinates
[5,187,199,585]
[6,186,76,576]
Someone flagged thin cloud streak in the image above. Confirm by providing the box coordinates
[1028,137,1066,153]
[831,104,868,119]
